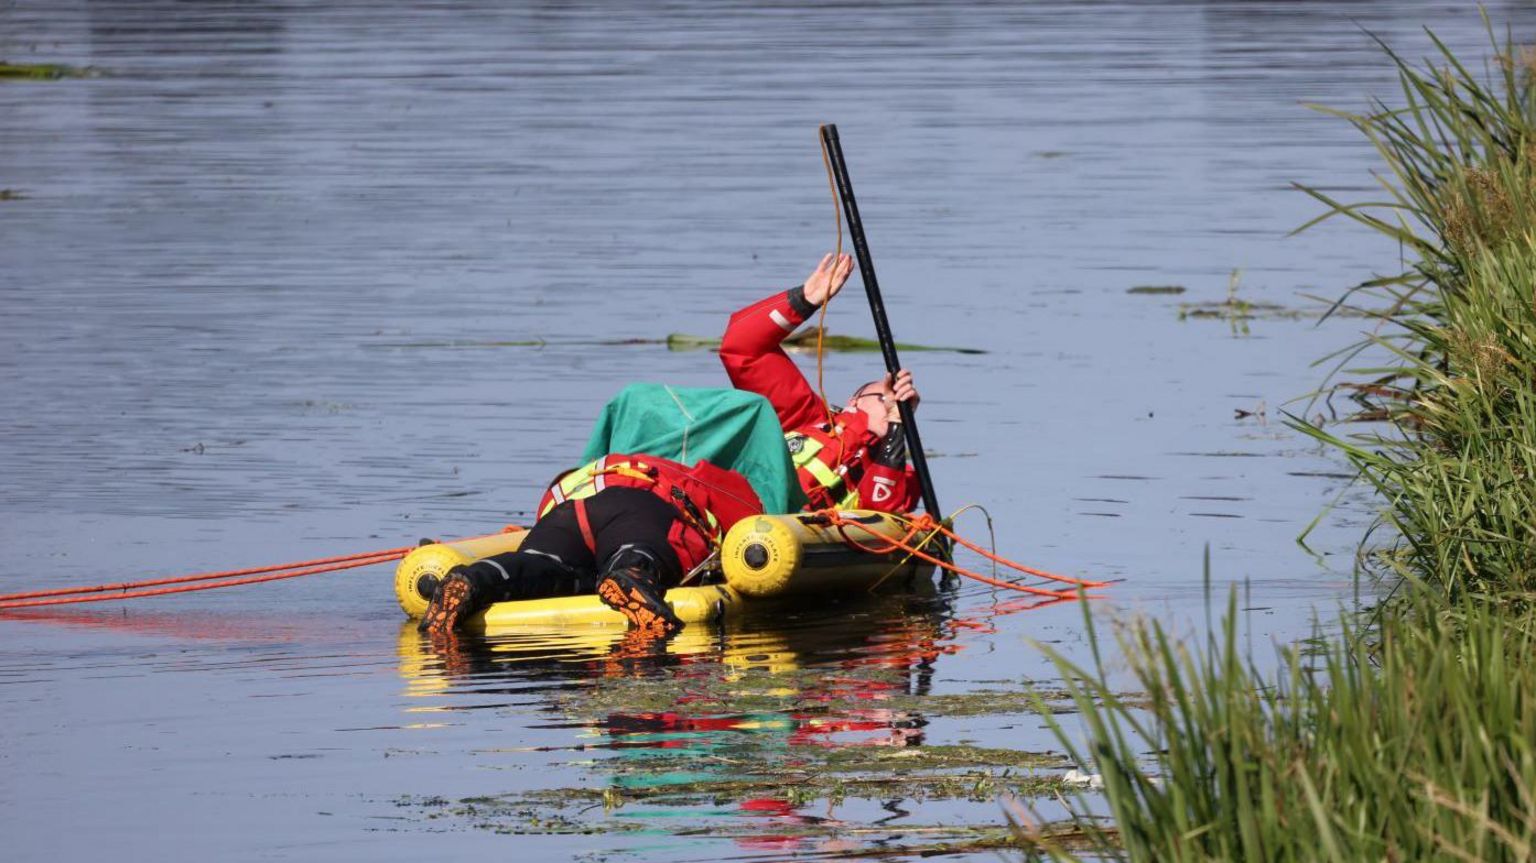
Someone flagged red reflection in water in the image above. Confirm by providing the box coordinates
[0,606,349,643]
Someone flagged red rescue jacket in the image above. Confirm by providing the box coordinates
[719,288,919,513]
[537,453,764,572]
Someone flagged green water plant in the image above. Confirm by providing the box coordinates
[1016,581,1536,862]
[1004,20,1536,863]
[666,330,987,354]
[0,61,95,79]
[1291,18,1536,596]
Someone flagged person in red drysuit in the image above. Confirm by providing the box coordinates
[419,453,763,638]
[720,253,921,513]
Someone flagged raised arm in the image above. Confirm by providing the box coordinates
[719,254,855,431]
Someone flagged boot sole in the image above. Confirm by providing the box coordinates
[597,577,682,637]
[421,576,474,637]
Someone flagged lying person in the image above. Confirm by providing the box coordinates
[419,453,763,639]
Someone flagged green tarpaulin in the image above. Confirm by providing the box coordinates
[580,383,806,514]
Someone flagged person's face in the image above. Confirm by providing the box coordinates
[845,378,894,437]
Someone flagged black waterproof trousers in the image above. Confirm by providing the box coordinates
[452,486,685,603]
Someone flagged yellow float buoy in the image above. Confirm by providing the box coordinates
[721,511,935,599]
[393,530,528,618]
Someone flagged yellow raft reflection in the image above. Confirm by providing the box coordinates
[395,619,806,701]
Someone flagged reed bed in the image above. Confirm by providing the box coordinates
[1289,19,1536,597]
[1010,21,1536,860]
[1018,585,1536,862]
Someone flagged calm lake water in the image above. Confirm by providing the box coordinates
[5,1,1534,859]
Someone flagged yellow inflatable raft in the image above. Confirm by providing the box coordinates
[394,511,936,630]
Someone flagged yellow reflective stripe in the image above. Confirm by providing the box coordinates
[790,434,841,487]
[560,461,601,498]
[803,457,841,490]
[789,431,852,504]
[539,457,723,534]
[788,433,824,468]
[539,456,615,518]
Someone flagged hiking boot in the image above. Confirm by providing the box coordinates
[418,567,482,636]
[597,567,683,637]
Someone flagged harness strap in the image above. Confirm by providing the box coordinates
[789,426,864,509]
[573,497,598,555]
[598,465,658,483]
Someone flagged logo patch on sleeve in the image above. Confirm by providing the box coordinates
[871,476,896,503]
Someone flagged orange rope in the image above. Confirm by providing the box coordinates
[816,126,843,433]
[821,510,1107,599]
[937,522,1108,587]
[0,553,404,610]
[0,530,516,611]
[906,512,1107,588]
[0,545,417,603]
[814,127,852,472]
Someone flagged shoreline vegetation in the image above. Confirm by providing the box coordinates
[1017,19,1536,861]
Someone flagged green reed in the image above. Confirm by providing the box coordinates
[1288,17,1536,597]
[1016,582,1536,862]
[1006,22,1536,861]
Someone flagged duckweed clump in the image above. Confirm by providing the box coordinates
[399,667,1077,845]
[0,61,96,79]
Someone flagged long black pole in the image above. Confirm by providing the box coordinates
[818,124,943,520]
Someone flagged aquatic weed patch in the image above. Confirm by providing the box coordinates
[410,784,1035,853]
[396,741,1070,848]
[1173,270,1371,333]
[396,667,1081,846]
[365,332,987,354]
[669,331,988,354]
[497,744,1064,809]
[0,61,98,80]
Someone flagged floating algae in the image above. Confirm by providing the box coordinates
[399,668,1080,845]
[395,740,1070,847]
[481,744,1064,808]
[1174,269,1371,329]
[1127,285,1186,295]
[1178,299,1299,321]
[667,331,987,354]
[366,332,986,353]
[0,61,98,80]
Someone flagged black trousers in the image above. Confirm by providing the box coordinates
[456,486,685,604]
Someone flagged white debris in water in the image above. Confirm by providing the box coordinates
[1061,768,1164,789]
[1061,769,1104,789]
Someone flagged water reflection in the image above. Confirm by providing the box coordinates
[394,589,1072,849]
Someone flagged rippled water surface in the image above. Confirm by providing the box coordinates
[5,2,1535,859]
